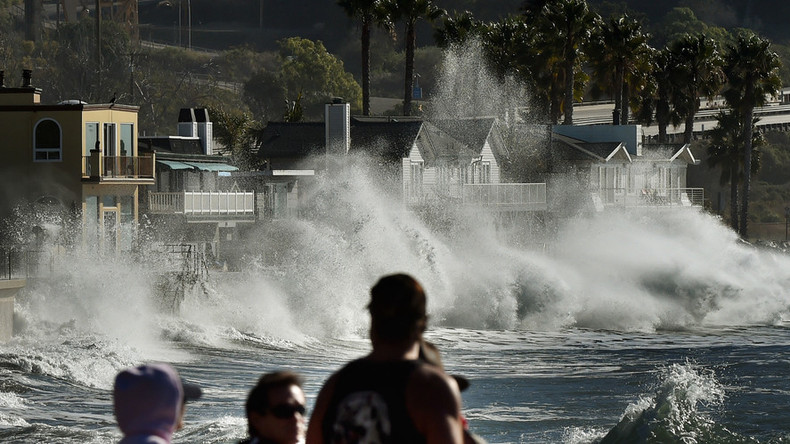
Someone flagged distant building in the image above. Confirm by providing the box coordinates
[138,108,255,263]
[0,70,154,254]
[257,102,547,215]
[549,124,702,212]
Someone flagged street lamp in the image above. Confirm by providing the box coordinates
[187,0,192,49]
[785,206,789,242]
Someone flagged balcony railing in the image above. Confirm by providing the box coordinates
[593,187,705,208]
[407,183,547,209]
[82,152,155,179]
[148,191,255,218]
[0,248,41,280]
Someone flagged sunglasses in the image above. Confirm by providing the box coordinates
[269,403,306,419]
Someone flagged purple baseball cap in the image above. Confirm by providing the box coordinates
[113,363,202,440]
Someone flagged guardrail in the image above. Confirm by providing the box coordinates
[0,248,40,280]
[407,183,547,209]
[461,183,547,206]
[148,191,255,217]
[83,154,155,179]
[593,187,704,208]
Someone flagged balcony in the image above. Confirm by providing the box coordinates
[147,191,256,222]
[592,187,705,209]
[407,183,548,211]
[82,151,155,181]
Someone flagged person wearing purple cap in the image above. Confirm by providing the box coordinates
[113,363,202,444]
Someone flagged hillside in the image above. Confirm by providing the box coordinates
[136,0,790,54]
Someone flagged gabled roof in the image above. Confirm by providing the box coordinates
[257,116,499,166]
[419,122,478,164]
[552,133,631,162]
[258,122,325,159]
[640,143,697,164]
[669,144,698,164]
[349,119,423,162]
[430,117,496,155]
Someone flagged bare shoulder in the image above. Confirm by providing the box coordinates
[411,362,460,395]
[407,363,464,443]
[305,372,341,444]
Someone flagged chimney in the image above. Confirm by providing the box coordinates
[325,98,350,155]
[194,108,213,155]
[177,107,198,138]
[22,69,32,87]
[0,69,40,105]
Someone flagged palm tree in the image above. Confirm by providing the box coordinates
[588,14,650,125]
[667,34,725,143]
[621,46,654,125]
[722,31,782,238]
[651,48,674,143]
[533,0,598,125]
[433,10,480,49]
[386,0,443,116]
[338,0,391,116]
[707,109,763,232]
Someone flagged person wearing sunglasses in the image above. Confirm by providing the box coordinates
[240,371,307,444]
[306,273,464,444]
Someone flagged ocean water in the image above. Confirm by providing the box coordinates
[3,184,790,444]
[5,41,790,444]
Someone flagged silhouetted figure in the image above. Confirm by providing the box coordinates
[306,273,464,444]
[419,341,487,444]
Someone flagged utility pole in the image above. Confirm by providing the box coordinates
[95,0,102,93]
[188,0,192,49]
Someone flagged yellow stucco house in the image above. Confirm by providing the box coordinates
[0,70,154,253]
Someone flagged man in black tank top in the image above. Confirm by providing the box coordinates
[306,274,464,444]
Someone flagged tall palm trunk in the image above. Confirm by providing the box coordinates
[657,94,669,143]
[613,65,624,124]
[361,13,371,115]
[621,82,630,124]
[730,166,739,232]
[562,58,574,125]
[739,88,755,238]
[403,19,416,116]
[683,112,694,143]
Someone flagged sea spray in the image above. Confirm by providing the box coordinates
[595,361,750,443]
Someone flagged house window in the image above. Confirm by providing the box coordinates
[86,122,99,156]
[481,162,491,184]
[34,118,62,161]
[410,162,423,196]
[103,123,117,157]
[120,123,133,156]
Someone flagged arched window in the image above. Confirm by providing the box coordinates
[34,118,62,161]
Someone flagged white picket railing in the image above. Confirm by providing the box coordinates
[148,191,255,216]
[407,183,547,209]
[593,187,705,208]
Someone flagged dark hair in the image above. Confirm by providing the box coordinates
[245,371,303,435]
[368,273,427,343]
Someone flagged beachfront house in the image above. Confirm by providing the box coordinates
[0,70,154,254]
[138,108,255,251]
[550,125,702,211]
[257,102,547,213]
